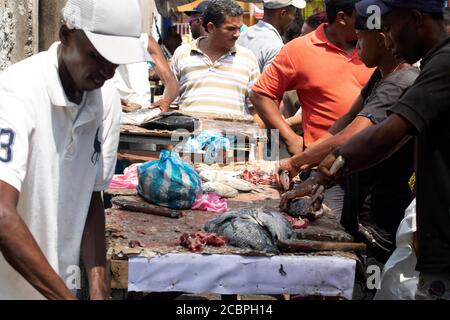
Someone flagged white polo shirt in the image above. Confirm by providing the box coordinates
[0,42,121,299]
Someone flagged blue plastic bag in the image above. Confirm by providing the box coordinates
[137,150,203,209]
[185,131,232,165]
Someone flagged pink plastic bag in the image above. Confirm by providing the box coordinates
[192,193,228,213]
[110,163,141,189]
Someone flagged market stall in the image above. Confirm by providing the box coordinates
[106,162,364,300]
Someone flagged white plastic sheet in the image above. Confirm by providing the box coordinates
[129,253,356,299]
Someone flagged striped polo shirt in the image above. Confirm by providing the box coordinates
[171,37,260,115]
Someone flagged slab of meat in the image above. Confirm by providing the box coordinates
[285,216,310,230]
[240,169,276,186]
[179,232,229,252]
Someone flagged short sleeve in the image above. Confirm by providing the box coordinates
[171,47,182,82]
[246,54,262,109]
[360,69,381,100]
[390,52,450,133]
[0,95,34,192]
[252,45,298,100]
[261,44,283,73]
[359,81,408,124]
[94,85,121,191]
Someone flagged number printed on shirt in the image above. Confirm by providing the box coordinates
[0,128,15,163]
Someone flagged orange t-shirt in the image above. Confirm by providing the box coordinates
[252,24,374,146]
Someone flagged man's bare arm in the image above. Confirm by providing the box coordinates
[320,113,414,179]
[288,116,374,174]
[250,91,303,155]
[147,35,179,112]
[0,181,75,300]
[80,191,109,300]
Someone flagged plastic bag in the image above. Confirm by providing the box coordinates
[184,130,231,165]
[374,199,419,300]
[137,150,203,209]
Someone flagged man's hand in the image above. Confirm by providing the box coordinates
[150,98,170,113]
[317,153,347,187]
[279,176,318,211]
[276,158,300,190]
[285,135,304,156]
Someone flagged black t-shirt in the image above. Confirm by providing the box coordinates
[391,37,450,273]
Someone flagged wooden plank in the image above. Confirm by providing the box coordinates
[278,239,366,252]
[110,260,128,289]
[296,225,355,243]
[118,150,160,162]
[112,196,185,219]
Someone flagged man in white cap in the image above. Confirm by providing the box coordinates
[237,0,306,73]
[0,0,145,299]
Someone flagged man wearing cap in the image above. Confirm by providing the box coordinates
[318,0,450,300]
[0,0,146,299]
[185,1,209,40]
[279,11,418,263]
[237,0,307,73]
[171,0,260,116]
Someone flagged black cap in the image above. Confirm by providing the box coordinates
[356,0,445,17]
[324,0,357,8]
[185,1,210,16]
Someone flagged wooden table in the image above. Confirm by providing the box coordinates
[118,112,267,163]
[105,187,361,299]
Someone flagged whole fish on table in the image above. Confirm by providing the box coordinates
[205,207,295,254]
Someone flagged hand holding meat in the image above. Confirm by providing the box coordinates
[276,158,300,190]
[279,176,318,211]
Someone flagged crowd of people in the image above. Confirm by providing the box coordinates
[0,0,449,300]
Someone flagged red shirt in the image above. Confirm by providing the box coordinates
[252,24,374,146]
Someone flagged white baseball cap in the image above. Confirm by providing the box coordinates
[62,0,146,65]
[262,0,307,9]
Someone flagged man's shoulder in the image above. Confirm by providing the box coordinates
[235,45,258,58]
[100,81,120,109]
[384,67,420,88]
[422,39,450,71]
[173,42,195,57]
[0,52,49,111]
[0,52,47,91]
[282,35,309,53]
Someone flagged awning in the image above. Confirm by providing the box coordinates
[155,0,262,17]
